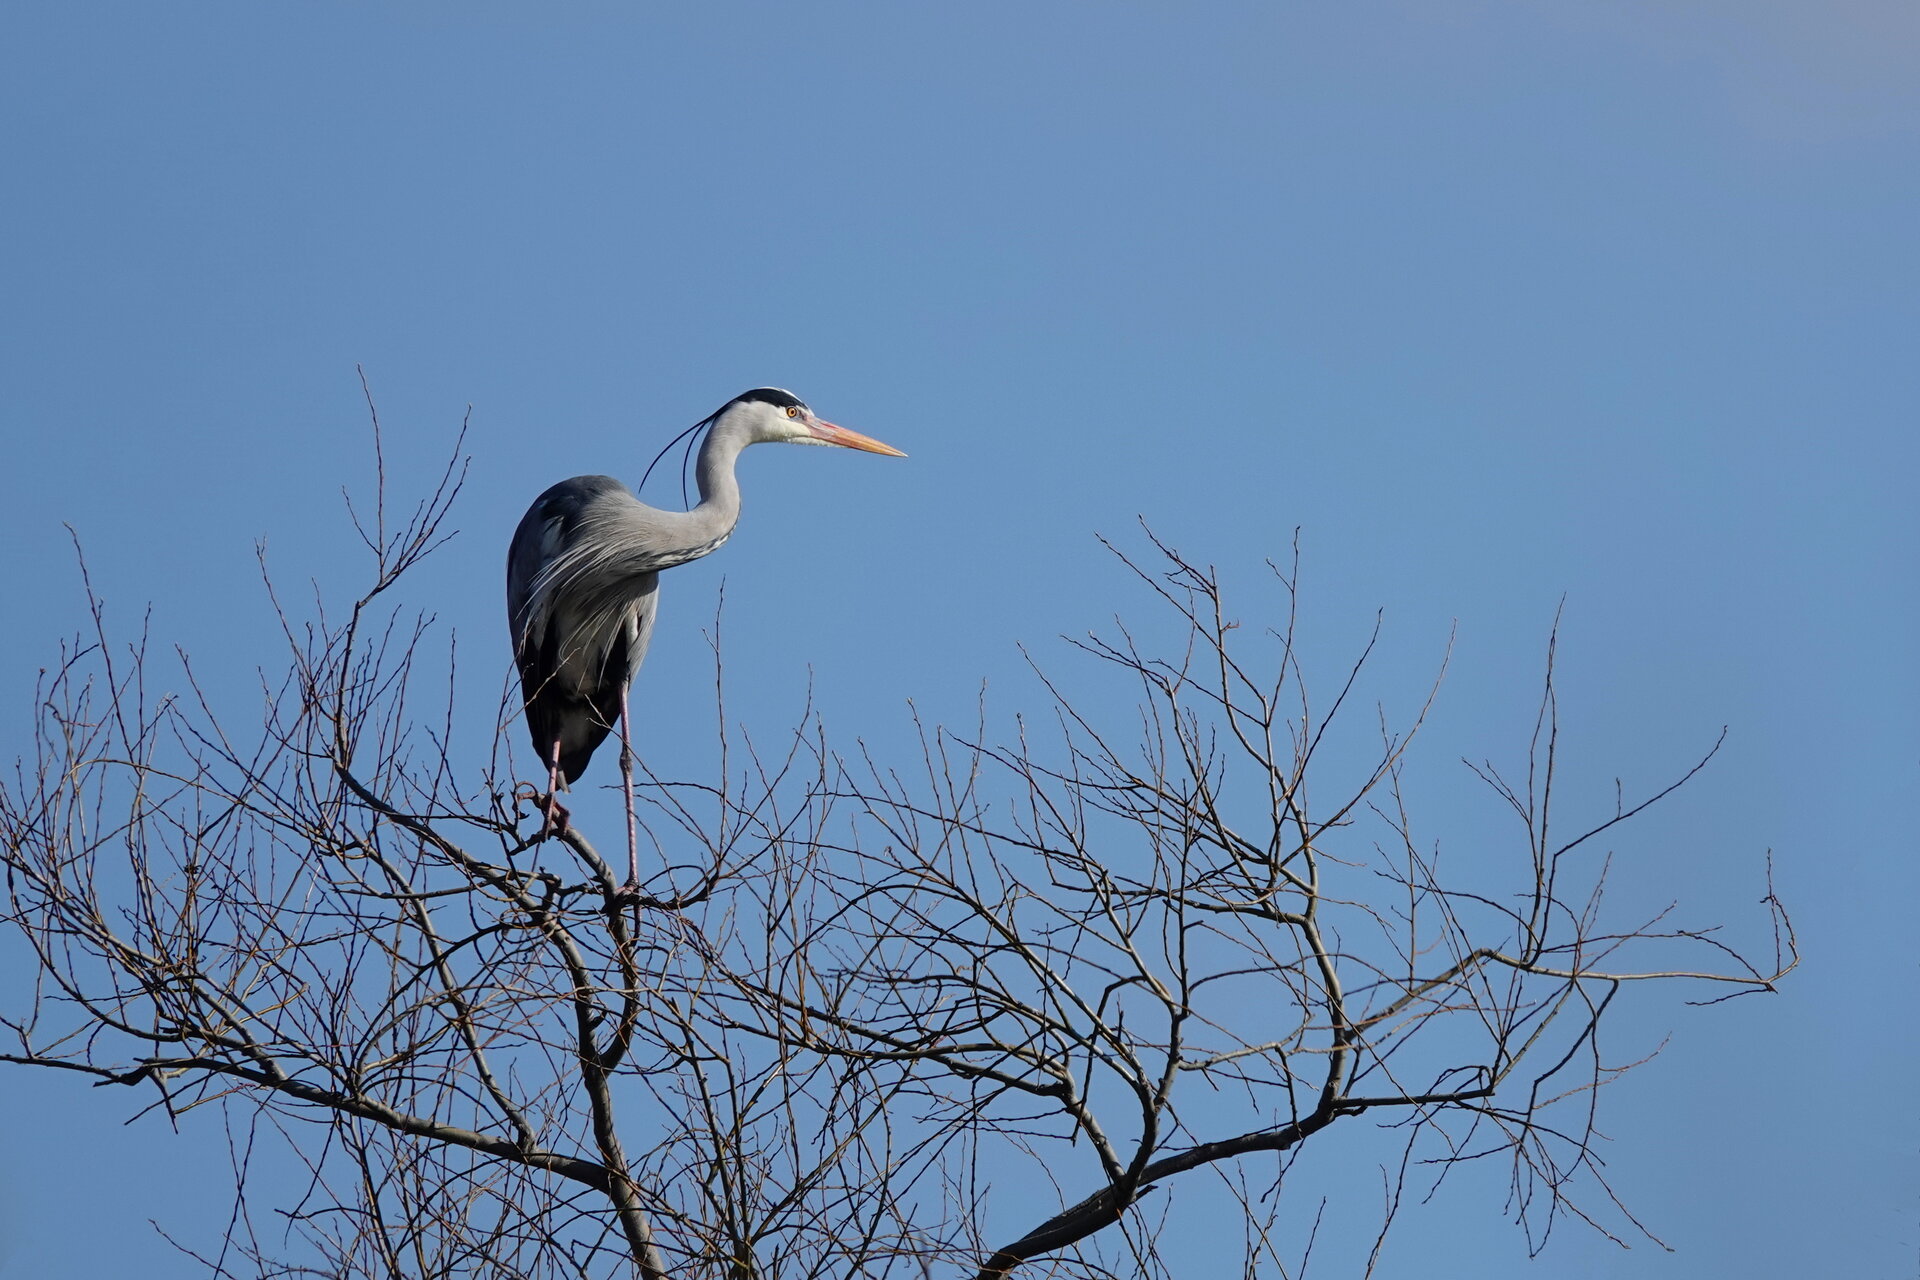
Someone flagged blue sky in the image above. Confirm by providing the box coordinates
[1,2,1914,1275]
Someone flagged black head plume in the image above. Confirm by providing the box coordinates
[638,389,808,508]
[638,409,718,508]
[732,387,807,412]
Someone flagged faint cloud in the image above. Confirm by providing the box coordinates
[1580,0,1920,144]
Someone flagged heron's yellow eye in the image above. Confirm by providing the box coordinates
[786,406,799,418]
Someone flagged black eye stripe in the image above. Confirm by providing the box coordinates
[733,387,807,412]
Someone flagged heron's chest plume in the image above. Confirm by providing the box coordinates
[662,529,731,567]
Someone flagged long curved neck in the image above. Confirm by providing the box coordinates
[692,418,749,528]
[637,417,751,569]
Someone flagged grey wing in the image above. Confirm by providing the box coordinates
[530,583,656,785]
[507,476,654,783]
[507,476,629,645]
[506,506,555,653]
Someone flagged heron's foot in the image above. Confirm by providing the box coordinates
[512,784,572,839]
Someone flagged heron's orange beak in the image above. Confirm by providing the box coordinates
[809,418,907,457]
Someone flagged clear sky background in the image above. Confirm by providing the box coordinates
[1,2,1914,1276]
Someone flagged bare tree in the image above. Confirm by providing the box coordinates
[0,416,1793,1278]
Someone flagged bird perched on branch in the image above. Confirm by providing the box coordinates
[507,387,905,894]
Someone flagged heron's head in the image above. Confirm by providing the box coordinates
[723,388,907,457]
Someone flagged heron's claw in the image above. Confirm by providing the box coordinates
[512,783,571,839]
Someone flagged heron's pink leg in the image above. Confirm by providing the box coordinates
[618,683,640,892]
[542,739,571,836]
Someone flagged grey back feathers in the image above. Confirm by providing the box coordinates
[507,477,668,783]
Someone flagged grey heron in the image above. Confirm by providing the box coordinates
[506,387,905,894]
